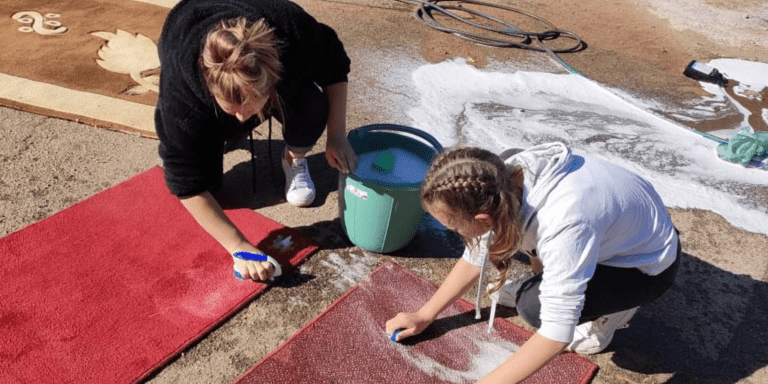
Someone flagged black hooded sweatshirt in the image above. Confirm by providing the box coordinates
[155,0,351,198]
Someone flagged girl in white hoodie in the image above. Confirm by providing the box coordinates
[386,143,680,384]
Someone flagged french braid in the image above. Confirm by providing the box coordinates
[422,147,525,291]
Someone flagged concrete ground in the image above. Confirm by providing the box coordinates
[2,0,767,383]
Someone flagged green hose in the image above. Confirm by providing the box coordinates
[392,0,584,61]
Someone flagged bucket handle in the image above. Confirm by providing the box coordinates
[350,124,443,152]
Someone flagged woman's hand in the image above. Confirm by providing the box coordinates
[179,192,277,282]
[231,244,277,281]
[232,253,276,281]
[385,310,434,342]
[326,133,358,174]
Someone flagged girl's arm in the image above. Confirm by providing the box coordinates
[180,192,274,280]
[478,333,567,384]
[386,258,481,340]
[388,257,566,383]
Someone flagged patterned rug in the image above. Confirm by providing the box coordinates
[0,0,180,137]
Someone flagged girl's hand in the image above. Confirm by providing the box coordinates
[385,311,434,342]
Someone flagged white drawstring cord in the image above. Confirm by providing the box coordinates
[473,232,495,328]
[488,294,498,333]
[475,251,487,320]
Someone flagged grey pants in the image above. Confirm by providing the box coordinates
[515,238,681,327]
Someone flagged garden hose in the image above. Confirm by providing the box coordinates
[391,0,586,74]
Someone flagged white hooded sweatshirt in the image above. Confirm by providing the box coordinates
[464,142,678,343]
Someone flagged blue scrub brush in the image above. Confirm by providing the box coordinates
[232,251,282,280]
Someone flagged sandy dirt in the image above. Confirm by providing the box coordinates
[2,0,767,383]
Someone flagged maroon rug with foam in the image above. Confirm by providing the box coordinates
[0,166,318,384]
[233,261,598,384]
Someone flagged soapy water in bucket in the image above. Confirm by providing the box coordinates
[354,147,431,185]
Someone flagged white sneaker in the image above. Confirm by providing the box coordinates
[282,156,315,207]
[567,306,639,355]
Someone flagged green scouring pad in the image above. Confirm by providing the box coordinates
[372,150,395,173]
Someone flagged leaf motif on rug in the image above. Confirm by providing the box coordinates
[91,29,160,95]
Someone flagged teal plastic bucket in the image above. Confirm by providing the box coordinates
[339,124,443,253]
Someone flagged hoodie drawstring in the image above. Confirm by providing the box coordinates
[488,285,498,333]
[472,232,497,333]
[475,249,488,321]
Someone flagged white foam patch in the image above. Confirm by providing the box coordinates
[320,252,379,291]
[394,338,519,383]
[667,59,768,129]
[681,58,768,131]
[286,295,309,309]
[406,58,768,236]
[351,47,426,124]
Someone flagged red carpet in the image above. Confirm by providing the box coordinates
[0,166,318,384]
[234,261,598,384]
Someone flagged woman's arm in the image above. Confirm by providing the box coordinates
[180,192,274,280]
[323,81,357,174]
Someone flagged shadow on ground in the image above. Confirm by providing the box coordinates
[216,138,339,210]
[609,252,768,384]
[392,213,465,259]
[397,309,487,346]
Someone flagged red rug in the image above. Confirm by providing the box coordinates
[0,166,318,384]
[233,261,598,384]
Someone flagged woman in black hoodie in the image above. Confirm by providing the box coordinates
[155,0,357,281]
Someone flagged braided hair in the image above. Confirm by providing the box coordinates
[421,147,525,292]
